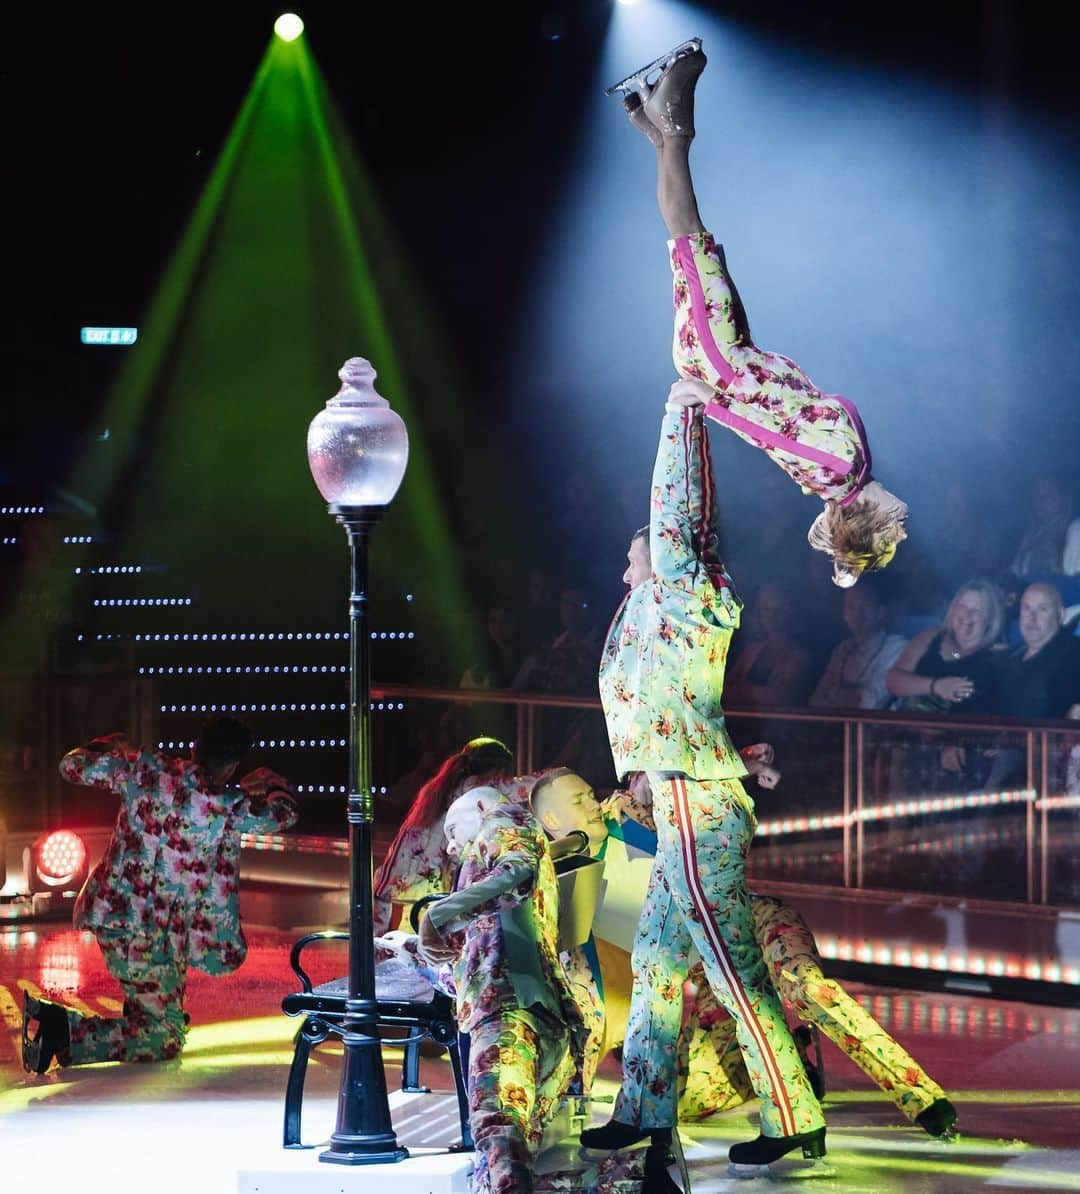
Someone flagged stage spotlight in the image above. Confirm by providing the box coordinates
[26,829,89,896]
[274,13,304,41]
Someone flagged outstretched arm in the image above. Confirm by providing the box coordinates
[58,733,155,793]
[649,378,726,595]
[425,820,542,936]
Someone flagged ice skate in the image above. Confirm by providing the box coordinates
[604,37,702,97]
[916,1097,959,1141]
[624,91,663,148]
[728,1126,827,1174]
[22,991,70,1074]
[643,46,706,138]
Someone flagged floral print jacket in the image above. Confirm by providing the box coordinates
[599,405,748,782]
[426,796,587,1069]
[60,735,298,974]
[373,818,453,935]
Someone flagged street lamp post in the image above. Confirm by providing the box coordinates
[307,357,410,1165]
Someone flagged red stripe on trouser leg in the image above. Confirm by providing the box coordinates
[669,777,796,1136]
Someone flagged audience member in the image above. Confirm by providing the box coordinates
[1010,475,1075,577]
[999,583,1080,719]
[513,586,599,695]
[519,569,560,658]
[932,482,1003,600]
[726,583,812,707]
[460,607,520,690]
[810,585,907,710]
[886,579,1005,715]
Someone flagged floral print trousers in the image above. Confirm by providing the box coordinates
[681,896,945,1122]
[62,931,188,1064]
[561,944,605,1093]
[670,233,869,505]
[614,775,823,1138]
[469,1007,574,1194]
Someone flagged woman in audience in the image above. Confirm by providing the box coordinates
[886,578,1005,792]
[725,583,812,708]
[885,578,1004,714]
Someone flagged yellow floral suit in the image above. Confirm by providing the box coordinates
[683,895,947,1124]
[599,406,823,1140]
[427,796,586,1194]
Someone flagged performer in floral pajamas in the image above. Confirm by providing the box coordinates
[688,895,956,1135]
[584,381,825,1169]
[373,736,513,934]
[614,774,957,1138]
[21,719,297,1071]
[418,785,587,1194]
[619,40,908,587]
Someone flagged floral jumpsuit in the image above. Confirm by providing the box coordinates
[671,233,871,507]
[56,739,297,1063]
[681,894,947,1123]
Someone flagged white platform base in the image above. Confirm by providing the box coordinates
[237,1147,472,1194]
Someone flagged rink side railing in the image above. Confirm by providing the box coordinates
[369,682,1079,908]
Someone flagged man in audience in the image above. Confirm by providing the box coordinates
[1001,582,1080,718]
[810,584,907,710]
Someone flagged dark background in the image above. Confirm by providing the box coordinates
[4,0,1080,666]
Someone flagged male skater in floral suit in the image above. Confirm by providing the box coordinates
[582,380,826,1170]
[22,717,297,1071]
[418,783,587,1194]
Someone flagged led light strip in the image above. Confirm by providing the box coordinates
[292,785,388,796]
[817,934,1079,986]
[138,665,348,675]
[159,701,404,713]
[160,739,348,750]
[93,597,192,607]
[755,789,1037,837]
[1037,795,1080,811]
[2,537,17,545]
[74,565,143,575]
[1,505,46,515]
[64,536,94,544]
[82,630,414,642]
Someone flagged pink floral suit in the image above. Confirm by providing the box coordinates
[671,233,871,507]
[56,735,297,1063]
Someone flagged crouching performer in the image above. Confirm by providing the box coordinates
[417,785,588,1194]
[22,718,298,1071]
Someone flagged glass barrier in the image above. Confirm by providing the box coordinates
[1043,728,1080,910]
[368,685,1080,913]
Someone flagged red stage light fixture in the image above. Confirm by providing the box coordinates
[27,829,89,894]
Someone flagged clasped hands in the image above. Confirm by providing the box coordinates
[667,378,715,408]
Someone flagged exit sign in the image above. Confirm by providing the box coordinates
[81,327,138,346]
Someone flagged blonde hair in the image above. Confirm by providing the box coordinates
[808,499,906,588]
[945,579,1004,650]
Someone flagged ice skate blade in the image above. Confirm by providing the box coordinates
[605,38,703,96]
[729,1158,837,1180]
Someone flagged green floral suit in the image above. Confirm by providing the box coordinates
[599,407,823,1139]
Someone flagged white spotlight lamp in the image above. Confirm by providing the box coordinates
[274,13,305,42]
